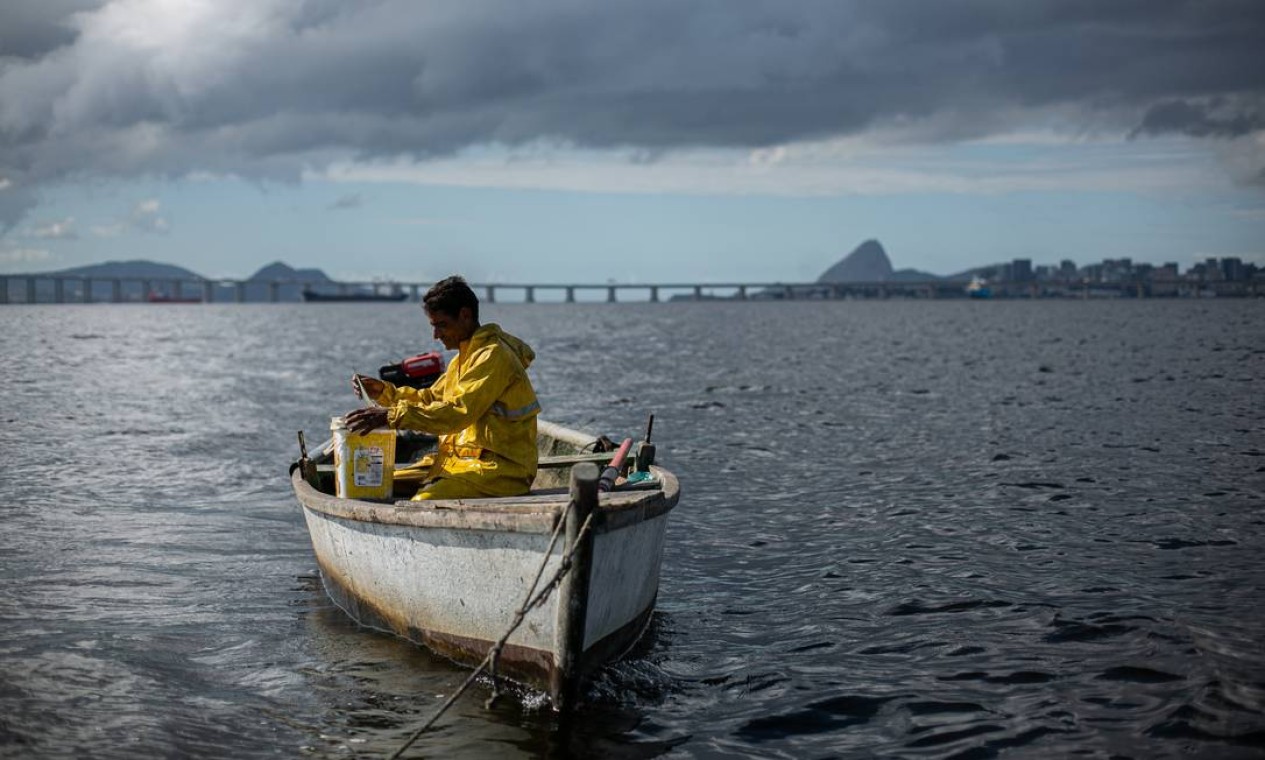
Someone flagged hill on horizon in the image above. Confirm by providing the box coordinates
[817,240,941,283]
[10,259,343,302]
[889,267,945,282]
[249,261,334,283]
[243,261,339,301]
[38,259,206,281]
[818,239,892,282]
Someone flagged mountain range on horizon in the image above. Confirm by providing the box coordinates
[29,259,335,285]
[21,241,985,290]
[9,260,345,302]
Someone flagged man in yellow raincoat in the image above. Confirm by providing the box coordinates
[345,276,540,500]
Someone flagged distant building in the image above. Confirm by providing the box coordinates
[1059,260,1077,280]
[1149,264,1180,296]
[1203,258,1223,281]
[977,264,1004,282]
[1101,258,1134,282]
[1011,258,1033,282]
[1221,257,1245,281]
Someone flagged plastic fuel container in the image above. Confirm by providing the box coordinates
[330,416,396,500]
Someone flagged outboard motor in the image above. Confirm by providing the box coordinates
[379,351,445,389]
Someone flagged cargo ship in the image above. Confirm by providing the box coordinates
[302,288,409,302]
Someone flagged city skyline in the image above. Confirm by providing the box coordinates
[2,2,1263,281]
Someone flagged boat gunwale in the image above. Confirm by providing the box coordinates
[292,466,678,533]
[291,419,679,534]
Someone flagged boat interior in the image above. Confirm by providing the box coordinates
[304,422,663,505]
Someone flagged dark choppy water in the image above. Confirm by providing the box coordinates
[2,300,1263,759]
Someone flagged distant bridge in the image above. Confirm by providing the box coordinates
[0,274,1259,304]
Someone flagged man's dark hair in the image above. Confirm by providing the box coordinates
[423,275,479,320]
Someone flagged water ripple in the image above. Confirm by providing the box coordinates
[2,300,1264,757]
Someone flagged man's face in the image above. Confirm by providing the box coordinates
[426,306,475,350]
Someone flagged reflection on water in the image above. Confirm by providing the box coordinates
[1,300,1263,758]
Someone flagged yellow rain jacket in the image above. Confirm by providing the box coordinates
[371,323,540,498]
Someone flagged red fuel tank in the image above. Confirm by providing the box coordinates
[379,351,445,389]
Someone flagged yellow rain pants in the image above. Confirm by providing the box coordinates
[412,477,497,501]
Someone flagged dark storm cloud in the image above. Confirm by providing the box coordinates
[1,0,1264,229]
[0,0,106,60]
[1133,98,1265,138]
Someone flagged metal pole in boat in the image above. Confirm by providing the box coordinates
[552,462,598,710]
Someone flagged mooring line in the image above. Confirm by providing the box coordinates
[388,502,596,759]
[484,493,574,708]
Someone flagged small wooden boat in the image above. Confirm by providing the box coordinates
[290,420,679,708]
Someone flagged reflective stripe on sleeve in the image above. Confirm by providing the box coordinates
[489,399,541,419]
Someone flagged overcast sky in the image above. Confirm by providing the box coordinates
[1,0,1263,281]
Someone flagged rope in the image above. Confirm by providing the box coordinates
[388,502,596,760]
[484,494,573,709]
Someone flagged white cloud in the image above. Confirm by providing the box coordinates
[315,137,1221,198]
[81,199,168,238]
[129,198,169,233]
[31,217,78,239]
[0,247,52,264]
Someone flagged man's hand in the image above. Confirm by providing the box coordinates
[352,374,386,401]
[345,406,389,435]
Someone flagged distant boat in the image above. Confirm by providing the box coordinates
[147,291,202,304]
[966,276,992,299]
[302,289,409,302]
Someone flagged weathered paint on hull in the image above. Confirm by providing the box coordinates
[586,513,669,650]
[293,459,679,701]
[301,504,672,695]
[301,506,564,687]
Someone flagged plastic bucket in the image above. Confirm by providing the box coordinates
[330,416,396,500]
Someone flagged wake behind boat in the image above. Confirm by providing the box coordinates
[289,419,680,708]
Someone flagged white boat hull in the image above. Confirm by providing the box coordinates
[291,420,679,703]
